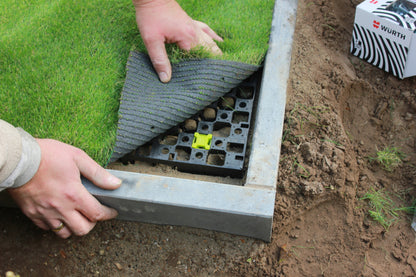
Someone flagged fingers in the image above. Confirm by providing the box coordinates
[32,218,49,230]
[72,151,119,223]
[33,217,71,238]
[63,211,97,237]
[47,208,101,239]
[70,147,119,233]
[49,219,72,239]
[198,32,223,56]
[73,149,121,191]
[35,185,117,239]
[195,20,223,42]
[179,21,222,56]
[144,37,172,83]
[193,20,223,56]
[75,185,118,222]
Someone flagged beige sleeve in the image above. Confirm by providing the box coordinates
[0,120,41,191]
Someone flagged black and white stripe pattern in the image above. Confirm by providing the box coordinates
[350,23,409,78]
[373,0,416,30]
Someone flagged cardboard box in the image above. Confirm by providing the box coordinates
[351,0,416,78]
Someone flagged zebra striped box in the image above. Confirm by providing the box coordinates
[351,0,416,79]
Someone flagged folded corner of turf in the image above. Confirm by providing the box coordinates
[110,51,259,163]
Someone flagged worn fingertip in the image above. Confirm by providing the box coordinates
[110,175,122,185]
[106,175,122,189]
[111,208,119,218]
[105,207,119,220]
[158,71,171,83]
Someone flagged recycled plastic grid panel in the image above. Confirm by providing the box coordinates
[83,0,299,241]
[120,74,259,178]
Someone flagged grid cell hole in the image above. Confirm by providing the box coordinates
[227,143,244,153]
[232,112,249,124]
[207,150,226,166]
[175,146,191,161]
[160,135,178,145]
[213,122,231,137]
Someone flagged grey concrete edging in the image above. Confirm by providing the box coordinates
[83,170,275,240]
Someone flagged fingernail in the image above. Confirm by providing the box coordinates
[158,72,169,83]
[108,175,122,186]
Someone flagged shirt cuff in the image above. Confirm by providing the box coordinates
[4,129,41,189]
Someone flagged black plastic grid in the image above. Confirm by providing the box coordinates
[120,72,259,177]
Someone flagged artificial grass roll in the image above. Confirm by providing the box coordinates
[0,0,275,165]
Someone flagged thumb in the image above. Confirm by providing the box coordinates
[145,38,172,83]
[74,150,122,190]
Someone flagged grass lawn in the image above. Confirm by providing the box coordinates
[0,0,275,165]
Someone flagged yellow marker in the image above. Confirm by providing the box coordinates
[192,133,212,150]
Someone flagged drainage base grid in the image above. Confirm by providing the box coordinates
[120,72,260,178]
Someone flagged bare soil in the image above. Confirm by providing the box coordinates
[1,0,416,276]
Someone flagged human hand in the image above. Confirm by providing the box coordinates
[133,0,223,83]
[8,139,122,239]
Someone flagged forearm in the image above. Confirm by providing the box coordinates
[0,120,41,191]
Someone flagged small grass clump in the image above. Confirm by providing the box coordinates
[1,0,275,165]
[282,103,330,145]
[360,188,415,230]
[368,147,405,172]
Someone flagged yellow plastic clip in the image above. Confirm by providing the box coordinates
[192,132,212,150]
